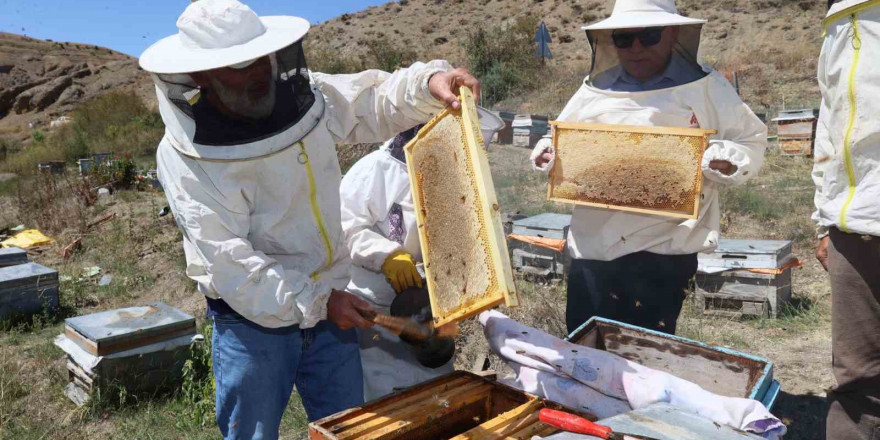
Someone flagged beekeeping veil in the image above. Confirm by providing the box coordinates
[138,0,323,160]
[582,0,708,87]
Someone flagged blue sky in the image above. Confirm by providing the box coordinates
[0,0,391,57]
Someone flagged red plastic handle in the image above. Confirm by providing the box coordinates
[539,408,613,439]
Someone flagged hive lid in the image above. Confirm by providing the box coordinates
[511,213,572,231]
[64,301,195,356]
[404,87,518,326]
[548,122,716,219]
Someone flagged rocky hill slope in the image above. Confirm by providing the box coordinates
[0,32,153,141]
[308,0,826,114]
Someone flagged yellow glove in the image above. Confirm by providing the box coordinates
[381,251,423,293]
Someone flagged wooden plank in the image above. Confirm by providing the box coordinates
[317,374,471,431]
[549,121,716,137]
[324,375,475,434]
[503,423,557,440]
[461,87,518,310]
[351,384,494,440]
[448,400,543,440]
[334,382,491,439]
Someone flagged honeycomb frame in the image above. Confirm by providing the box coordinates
[404,87,517,327]
[548,122,717,219]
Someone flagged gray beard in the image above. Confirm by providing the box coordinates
[209,78,277,120]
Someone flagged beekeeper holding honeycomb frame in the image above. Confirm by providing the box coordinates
[531,0,767,334]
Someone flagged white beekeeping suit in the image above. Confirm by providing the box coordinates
[141,8,453,329]
[813,0,880,238]
[531,0,767,262]
[339,131,448,401]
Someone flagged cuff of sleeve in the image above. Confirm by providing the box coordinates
[817,225,830,239]
[296,281,332,329]
[421,68,448,106]
[530,138,554,172]
[701,141,750,184]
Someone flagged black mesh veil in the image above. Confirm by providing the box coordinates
[155,40,317,147]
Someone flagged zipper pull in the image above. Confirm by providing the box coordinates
[850,15,862,49]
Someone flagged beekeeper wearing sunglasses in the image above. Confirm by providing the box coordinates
[139,0,479,437]
[531,0,767,334]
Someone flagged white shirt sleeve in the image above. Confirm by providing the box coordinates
[700,76,767,186]
[340,150,405,273]
[312,60,452,145]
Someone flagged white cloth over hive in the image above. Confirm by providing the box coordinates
[479,311,786,439]
[530,69,767,261]
[340,140,452,401]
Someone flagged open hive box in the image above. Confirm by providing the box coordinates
[404,87,517,326]
[310,371,590,440]
[548,122,716,219]
[567,317,779,409]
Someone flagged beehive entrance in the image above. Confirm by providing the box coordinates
[548,122,715,219]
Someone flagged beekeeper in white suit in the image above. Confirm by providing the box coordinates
[532,0,766,335]
[341,110,503,401]
[138,0,479,438]
[813,1,880,438]
[340,125,450,401]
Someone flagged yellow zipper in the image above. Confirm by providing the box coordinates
[838,14,862,233]
[297,141,334,279]
[823,0,880,35]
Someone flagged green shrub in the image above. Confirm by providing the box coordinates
[90,158,137,189]
[1,91,163,174]
[366,37,418,72]
[464,15,542,106]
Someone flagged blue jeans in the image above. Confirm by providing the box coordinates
[212,314,364,440]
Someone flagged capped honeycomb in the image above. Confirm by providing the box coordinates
[548,122,715,219]
[405,87,517,326]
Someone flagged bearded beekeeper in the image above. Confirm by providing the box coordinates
[340,110,503,401]
[531,0,766,334]
[138,0,479,438]
[813,1,880,438]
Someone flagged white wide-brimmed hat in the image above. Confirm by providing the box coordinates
[582,0,706,31]
[139,0,310,74]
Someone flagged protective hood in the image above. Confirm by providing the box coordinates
[585,24,706,87]
[581,0,707,87]
[151,40,325,161]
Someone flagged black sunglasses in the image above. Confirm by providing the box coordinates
[611,27,666,49]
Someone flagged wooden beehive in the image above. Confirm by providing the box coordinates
[567,318,779,409]
[404,87,517,326]
[309,371,586,440]
[548,122,716,219]
[0,247,28,268]
[64,301,196,356]
[695,239,794,318]
[0,262,59,321]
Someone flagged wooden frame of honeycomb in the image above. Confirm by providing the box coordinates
[548,122,717,219]
[404,87,517,327]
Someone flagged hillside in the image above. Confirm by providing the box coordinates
[308,0,826,115]
[0,32,153,142]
